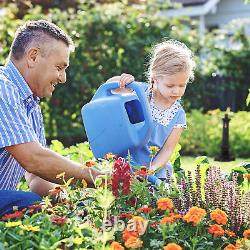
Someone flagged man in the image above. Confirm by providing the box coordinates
[0,20,101,215]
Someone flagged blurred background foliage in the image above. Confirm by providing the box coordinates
[0,0,249,157]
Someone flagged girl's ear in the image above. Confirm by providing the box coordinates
[151,77,155,84]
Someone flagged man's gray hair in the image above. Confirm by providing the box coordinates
[10,19,74,60]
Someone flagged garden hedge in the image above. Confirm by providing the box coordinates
[0,2,249,156]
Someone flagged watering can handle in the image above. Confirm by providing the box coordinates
[126,81,152,142]
[92,81,152,141]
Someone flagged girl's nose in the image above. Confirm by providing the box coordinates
[172,88,179,95]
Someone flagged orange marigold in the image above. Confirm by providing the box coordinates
[129,216,147,234]
[160,216,175,225]
[168,213,182,220]
[124,236,143,249]
[210,208,228,225]
[244,173,250,180]
[84,160,96,168]
[182,207,206,226]
[157,198,174,211]
[48,186,64,196]
[224,244,237,250]
[110,241,125,250]
[163,243,183,250]
[122,229,139,242]
[208,224,225,237]
[243,229,250,239]
[225,230,236,237]
[160,213,182,225]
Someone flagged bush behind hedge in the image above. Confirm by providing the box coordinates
[180,110,250,158]
[0,2,249,155]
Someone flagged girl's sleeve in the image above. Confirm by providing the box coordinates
[173,108,187,129]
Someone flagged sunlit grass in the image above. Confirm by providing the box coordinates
[181,156,250,174]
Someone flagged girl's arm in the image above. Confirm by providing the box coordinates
[106,75,121,83]
[150,128,184,170]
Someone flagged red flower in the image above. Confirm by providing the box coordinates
[27,204,43,214]
[149,222,159,228]
[137,206,153,214]
[119,213,133,220]
[50,215,68,225]
[111,158,132,196]
[134,166,154,176]
[225,230,236,237]
[2,211,23,219]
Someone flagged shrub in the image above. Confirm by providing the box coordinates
[180,110,250,157]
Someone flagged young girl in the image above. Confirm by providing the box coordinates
[106,39,195,183]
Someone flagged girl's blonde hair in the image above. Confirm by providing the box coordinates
[147,39,196,84]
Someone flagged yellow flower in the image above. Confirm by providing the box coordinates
[5,221,22,228]
[81,179,88,188]
[149,146,160,156]
[104,152,116,160]
[73,237,83,245]
[56,172,65,179]
[20,224,40,232]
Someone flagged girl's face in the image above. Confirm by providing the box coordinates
[153,71,189,106]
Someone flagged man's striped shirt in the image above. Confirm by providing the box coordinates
[0,60,46,190]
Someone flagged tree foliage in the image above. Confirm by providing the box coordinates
[0,1,249,149]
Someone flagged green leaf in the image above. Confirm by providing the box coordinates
[95,189,115,209]
[246,89,250,106]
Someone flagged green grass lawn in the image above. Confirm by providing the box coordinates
[180,156,250,174]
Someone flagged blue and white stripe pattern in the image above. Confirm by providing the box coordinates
[0,60,46,190]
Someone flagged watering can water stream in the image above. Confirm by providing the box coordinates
[81,81,153,159]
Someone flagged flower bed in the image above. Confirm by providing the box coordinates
[0,142,250,249]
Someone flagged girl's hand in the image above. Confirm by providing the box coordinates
[119,73,135,88]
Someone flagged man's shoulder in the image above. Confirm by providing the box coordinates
[0,68,19,96]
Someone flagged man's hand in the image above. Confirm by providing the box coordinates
[6,141,103,187]
[25,172,56,197]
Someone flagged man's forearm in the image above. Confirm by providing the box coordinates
[6,142,100,186]
[28,147,96,184]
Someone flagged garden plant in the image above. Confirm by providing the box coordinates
[0,141,249,249]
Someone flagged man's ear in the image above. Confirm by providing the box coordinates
[26,47,40,68]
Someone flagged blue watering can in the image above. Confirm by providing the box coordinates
[81,81,153,159]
